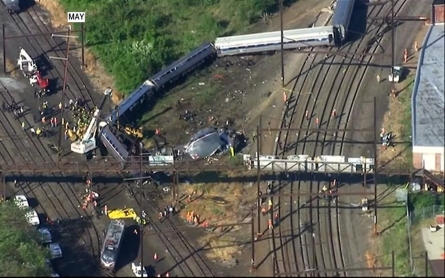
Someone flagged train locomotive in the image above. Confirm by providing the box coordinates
[3,0,21,14]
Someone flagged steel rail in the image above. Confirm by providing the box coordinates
[275,265,394,276]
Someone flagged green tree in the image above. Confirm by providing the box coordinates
[409,192,437,211]
[0,201,51,277]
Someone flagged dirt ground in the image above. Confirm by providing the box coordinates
[36,0,333,273]
[37,0,334,274]
[367,24,432,277]
[377,24,430,168]
[141,0,331,150]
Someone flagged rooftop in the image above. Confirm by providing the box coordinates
[412,25,445,147]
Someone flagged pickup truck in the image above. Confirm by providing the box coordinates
[388,66,403,83]
[131,263,148,277]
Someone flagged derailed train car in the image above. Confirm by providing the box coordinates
[149,42,216,90]
[100,1,356,164]
[3,0,21,14]
[101,43,217,163]
[332,0,356,44]
[215,26,334,57]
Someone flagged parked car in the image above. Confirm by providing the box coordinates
[38,227,52,244]
[48,243,62,259]
[14,195,29,209]
[25,209,40,226]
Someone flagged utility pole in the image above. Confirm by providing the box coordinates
[2,24,6,74]
[280,0,285,87]
[81,22,85,69]
[391,0,395,81]
[139,142,144,277]
[49,26,77,159]
[373,97,379,235]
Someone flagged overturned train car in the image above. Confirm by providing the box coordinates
[101,43,217,164]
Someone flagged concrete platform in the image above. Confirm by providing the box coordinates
[421,226,444,277]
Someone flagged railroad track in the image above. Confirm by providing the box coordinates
[0,5,115,275]
[1,1,100,157]
[4,4,215,276]
[0,81,109,276]
[121,185,215,277]
[272,0,409,276]
[10,3,101,108]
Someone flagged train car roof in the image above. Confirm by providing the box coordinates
[215,26,333,48]
[109,80,154,122]
[101,127,129,162]
[185,128,226,159]
[150,42,214,83]
[104,220,125,250]
[332,0,356,26]
[216,27,332,43]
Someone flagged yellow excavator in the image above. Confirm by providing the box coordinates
[117,125,143,139]
[108,208,137,219]
[67,129,78,141]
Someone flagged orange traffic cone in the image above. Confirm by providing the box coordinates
[153,253,158,260]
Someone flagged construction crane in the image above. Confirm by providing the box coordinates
[70,108,102,154]
[70,89,111,155]
[17,48,37,78]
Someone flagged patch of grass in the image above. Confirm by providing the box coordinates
[379,76,415,167]
[372,187,441,276]
[397,77,414,164]
[56,0,296,95]
[379,205,411,276]
[5,60,18,77]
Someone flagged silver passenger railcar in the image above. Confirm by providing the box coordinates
[100,220,125,270]
[215,26,334,57]
[332,0,356,44]
[149,42,216,89]
[100,126,129,163]
[108,80,155,124]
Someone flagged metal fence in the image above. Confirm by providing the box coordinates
[409,205,445,225]
[407,205,444,276]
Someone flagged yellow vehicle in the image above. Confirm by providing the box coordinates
[108,208,137,219]
[123,126,143,139]
[68,129,78,141]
